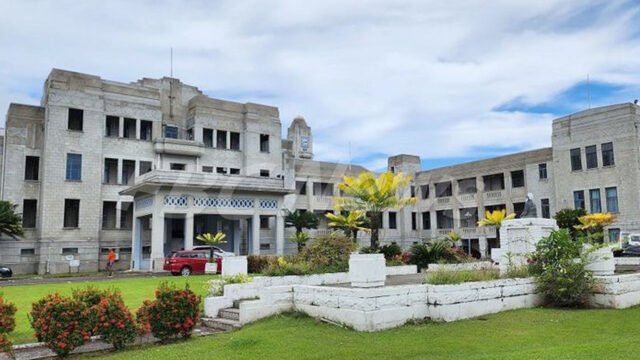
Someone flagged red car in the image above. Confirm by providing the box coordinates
[164,250,222,276]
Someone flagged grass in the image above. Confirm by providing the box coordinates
[79,307,640,360]
[424,269,501,284]
[0,274,218,345]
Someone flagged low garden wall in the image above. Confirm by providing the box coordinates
[614,257,640,266]
[426,262,495,272]
[589,272,640,308]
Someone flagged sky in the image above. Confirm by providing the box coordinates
[1,0,639,171]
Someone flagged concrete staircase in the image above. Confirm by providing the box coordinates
[201,300,244,332]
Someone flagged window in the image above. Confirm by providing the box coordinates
[483,174,504,191]
[202,166,213,173]
[585,145,598,169]
[22,199,37,228]
[420,185,429,199]
[230,168,240,175]
[410,186,416,198]
[164,125,178,139]
[422,211,431,229]
[313,182,334,196]
[120,202,133,229]
[102,201,117,229]
[608,228,620,243]
[541,198,550,219]
[170,163,185,171]
[570,148,582,171]
[140,120,153,140]
[484,204,506,213]
[104,158,118,184]
[66,153,82,181]
[62,247,78,255]
[105,116,119,137]
[260,216,270,229]
[217,167,227,174]
[538,163,547,180]
[67,108,83,131]
[63,199,80,228]
[388,212,397,229]
[139,161,152,175]
[436,210,454,229]
[411,212,417,230]
[435,182,452,197]
[511,170,525,188]
[296,181,307,195]
[513,202,525,218]
[602,142,614,166]
[25,156,39,181]
[122,160,135,185]
[203,128,214,147]
[216,130,227,149]
[260,169,270,177]
[260,134,269,153]
[458,178,477,194]
[123,118,136,139]
[589,189,602,213]
[230,132,240,150]
[459,207,478,228]
[606,187,619,213]
[573,190,585,210]
[21,248,35,256]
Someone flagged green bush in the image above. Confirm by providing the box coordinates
[532,229,594,307]
[93,291,138,350]
[300,234,356,273]
[380,243,402,260]
[247,255,274,273]
[72,286,110,334]
[424,269,500,285]
[409,240,469,271]
[263,257,312,276]
[359,246,376,254]
[554,208,587,239]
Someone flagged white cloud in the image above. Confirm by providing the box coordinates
[0,0,639,170]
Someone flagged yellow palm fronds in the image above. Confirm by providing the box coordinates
[477,209,516,227]
[334,171,416,212]
[574,213,617,231]
[326,211,370,234]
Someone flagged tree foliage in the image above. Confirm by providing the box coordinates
[195,232,227,262]
[284,210,319,235]
[0,201,23,238]
[326,210,369,241]
[554,208,587,238]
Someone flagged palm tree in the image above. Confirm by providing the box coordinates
[326,210,370,241]
[335,171,415,250]
[289,232,310,253]
[284,209,319,235]
[195,232,226,262]
[477,209,516,244]
[0,201,23,239]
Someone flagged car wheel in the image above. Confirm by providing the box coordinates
[180,267,192,276]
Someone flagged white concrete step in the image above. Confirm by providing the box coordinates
[219,308,240,321]
[201,317,241,332]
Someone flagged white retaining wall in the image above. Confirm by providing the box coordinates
[589,272,640,308]
[615,257,640,266]
[426,262,494,272]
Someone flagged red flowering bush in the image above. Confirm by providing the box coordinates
[30,293,92,358]
[136,283,201,343]
[93,292,138,350]
[0,295,17,355]
[72,286,109,334]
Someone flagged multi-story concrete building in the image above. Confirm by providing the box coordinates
[0,69,637,274]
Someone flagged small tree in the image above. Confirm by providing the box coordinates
[477,209,515,244]
[284,210,319,235]
[334,172,415,250]
[574,213,617,243]
[195,232,226,262]
[554,208,587,239]
[289,232,310,253]
[0,201,23,238]
[326,210,369,241]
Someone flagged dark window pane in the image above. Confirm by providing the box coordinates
[602,142,614,166]
[66,153,82,181]
[538,163,547,179]
[541,198,550,219]
[435,182,452,197]
[388,212,397,229]
[422,211,430,229]
[22,199,37,228]
[458,178,477,194]
[511,170,525,188]
[573,190,585,210]
[606,187,618,213]
[164,126,178,139]
[68,108,83,131]
[586,145,598,169]
[570,148,582,171]
[589,189,601,213]
[64,199,80,228]
[25,156,39,181]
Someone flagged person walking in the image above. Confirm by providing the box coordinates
[106,248,116,277]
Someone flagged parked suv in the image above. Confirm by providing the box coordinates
[164,250,222,276]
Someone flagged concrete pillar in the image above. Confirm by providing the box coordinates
[115,201,122,229]
[194,125,203,142]
[479,236,488,258]
[233,221,241,254]
[184,213,194,250]
[276,212,285,255]
[252,213,260,255]
[306,179,313,211]
[132,217,142,270]
[118,117,124,138]
[213,129,217,148]
[117,158,123,185]
[430,211,438,239]
[135,119,141,140]
[150,209,165,271]
[226,131,231,150]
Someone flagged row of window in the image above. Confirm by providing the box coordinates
[23,198,134,230]
[296,182,335,196]
[570,142,614,171]
[573,187,618,213]
[105,116,153,140]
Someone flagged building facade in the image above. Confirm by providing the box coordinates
[0,69,638,274]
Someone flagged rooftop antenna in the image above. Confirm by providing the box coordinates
[587,73,591,109]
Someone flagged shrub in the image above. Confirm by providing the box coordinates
[300,234,356,273]
[380,243,402,260]
[247,255,275,273]
[554,208,587,239]
[359,246,375,254]
[263,257,313,276]
[424,269,500,285]
[0,295,16,356]
[72,286,109,333]
[409,240,469,271]
[28,293,59,342]
[30,293,92,358]
[532,229,594,307]
[136,283,201,343]
[93,292,137,350]
[209,274,252,296]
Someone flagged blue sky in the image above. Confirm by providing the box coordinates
[0,0,639,171]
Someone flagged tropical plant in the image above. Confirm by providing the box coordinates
[334,171,416,250]
[0,295,16,356]
[326,210,370,241]
[477,209,516,243]
[574,213,617,243]
[554,208,587,239]
[195,232,227,262]
[443,231,462,245]
[379,243,402,260]
[289,231,310,253]
[0,201,23,238]
[300,233,356,273]
[283,209,319,235]
[247,255,275,273]
[263,256,313,276]
[409,240,470,271]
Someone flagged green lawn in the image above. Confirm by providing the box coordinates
[0,275,217,345]
[85,307,639,360]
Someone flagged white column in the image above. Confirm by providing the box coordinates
[233,221,241,255]
[118,117,124,138]
[226,131,231,150]
[117,158,123,185]
[184,213,194,250]
[276,212,285,255]
[135,119,141,140]
[132,217,142,270]
[479,236,488,258]
[150,204,165,271]
[115,201,122,229]
[213,129,217,148]
[252,213,260,255]
[306,179,313,211]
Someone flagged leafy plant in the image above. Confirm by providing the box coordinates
[326,210,370,241]
[72,286,110,334]
[284,209,319,235]
[0,295,16,356]
[574,213,617,243]
[209,274,252,296]
[93,291,137,350]
[0,201,23,238]
[424,269,500,285]
[334,171,416,250]
[289,232,310,253]
[554,208,587,239]
[247,255,275,273]
[195,232,227,262]
[379,243,402,261]
[263,257,312,276]
[300,233,356,273]
[409,240,469,271]
[477,209,516,243]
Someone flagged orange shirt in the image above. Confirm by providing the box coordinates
[108,251,115,262]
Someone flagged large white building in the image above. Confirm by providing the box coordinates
[1,69,637,274]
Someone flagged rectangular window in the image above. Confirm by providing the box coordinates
[570,148,582,171]
[435,182,452,197]
[202,166,213,173]
[62,247,78,255]
[260,134,269,153]
[538,163,547,180]
[203,128,213,147]
[164,125,178,139]
[313,182,334,196]
[63,199,80,228]
[589,189,602,213]
[422,211,431,229]
[139,161,152,175]
[140,120,153,140]
[410,186,416,198]
[120,202,133,229]
[122,160,135,185]
[483,174,505,191]
[585,145,598,169]
[105,116,119,137]
[230,132,240,150]
[541,198,550,219]
[573,190,585,210]
[260,216,270,229]
[170,163,185,171]
[216,130,227,149]
[484,204,506,213]
[602,142,614,166]
[511,170,525,188]
[458,178,477,194]
[436,210,454,229]
[606,187,619,213]
[260,169,270,177]
[217,167,227,174]
[68,108,83,131]
[388,212,397,229]
[102,201,117,229]
[513,202,525,218]
[21,248,35,256]
[229,168,240,175]
[123,118,136,139]
[459,207,478,228]
[66,153,82,181]
[22,199,37,228]
[296,181,307,195]
[25,156,39,181]
[420,185,429,199]
[608,228,620,243]
[411,212,417,230]
[103,158,118,184]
